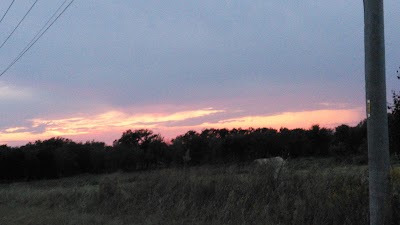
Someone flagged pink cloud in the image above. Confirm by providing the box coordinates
[0,106,365,146]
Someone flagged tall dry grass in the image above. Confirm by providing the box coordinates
[0,158,398,225]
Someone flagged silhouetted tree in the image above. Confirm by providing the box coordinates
[200,129,226,163]
[330,123,366,157]
[287,128,311,157]
[147,138,170,167]
[0,145,25,180]
[307,125,332,156]
[34,137,73,178]
[85,141,107,173]
[54,145,80,177]
[250,128,282,158]
[223,132,249,162]
[113,129,168,169]
[113,129,156,148]
[389,67,400,156]
[171,131,209,165]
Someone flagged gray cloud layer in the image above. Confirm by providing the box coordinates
[0,0,399,132]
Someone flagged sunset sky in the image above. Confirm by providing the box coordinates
[0,0,399,146]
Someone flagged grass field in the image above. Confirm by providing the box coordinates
[0,158,399,225]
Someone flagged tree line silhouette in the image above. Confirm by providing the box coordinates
[1,75,399,182]
[0,115,398,182]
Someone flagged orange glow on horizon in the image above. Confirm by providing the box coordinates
[200,108,364,130]
[0,108,224,144]
[0,107,365,146]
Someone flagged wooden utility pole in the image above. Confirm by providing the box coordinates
[363,0,391,224]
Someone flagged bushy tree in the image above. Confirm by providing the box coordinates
[113,129,157,148]
[307,125,333,156]
[34,137,73,178]
[247,128,282,159]
[223,132,249,162]
[330,122,367,157]
[171,131,209,165]
[286,128,311,157]
[0,145,25,180]
[389,67,400,155]
[113,129,168,169]
[85,141,107,173]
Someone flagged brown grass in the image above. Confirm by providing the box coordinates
[0,158,398,225]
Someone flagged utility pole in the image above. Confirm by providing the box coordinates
[363,0,391,224]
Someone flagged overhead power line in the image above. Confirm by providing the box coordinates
[0,0,75,77]
[0,0,39,50]
[0,0,16,24]
[13,0,70,62]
